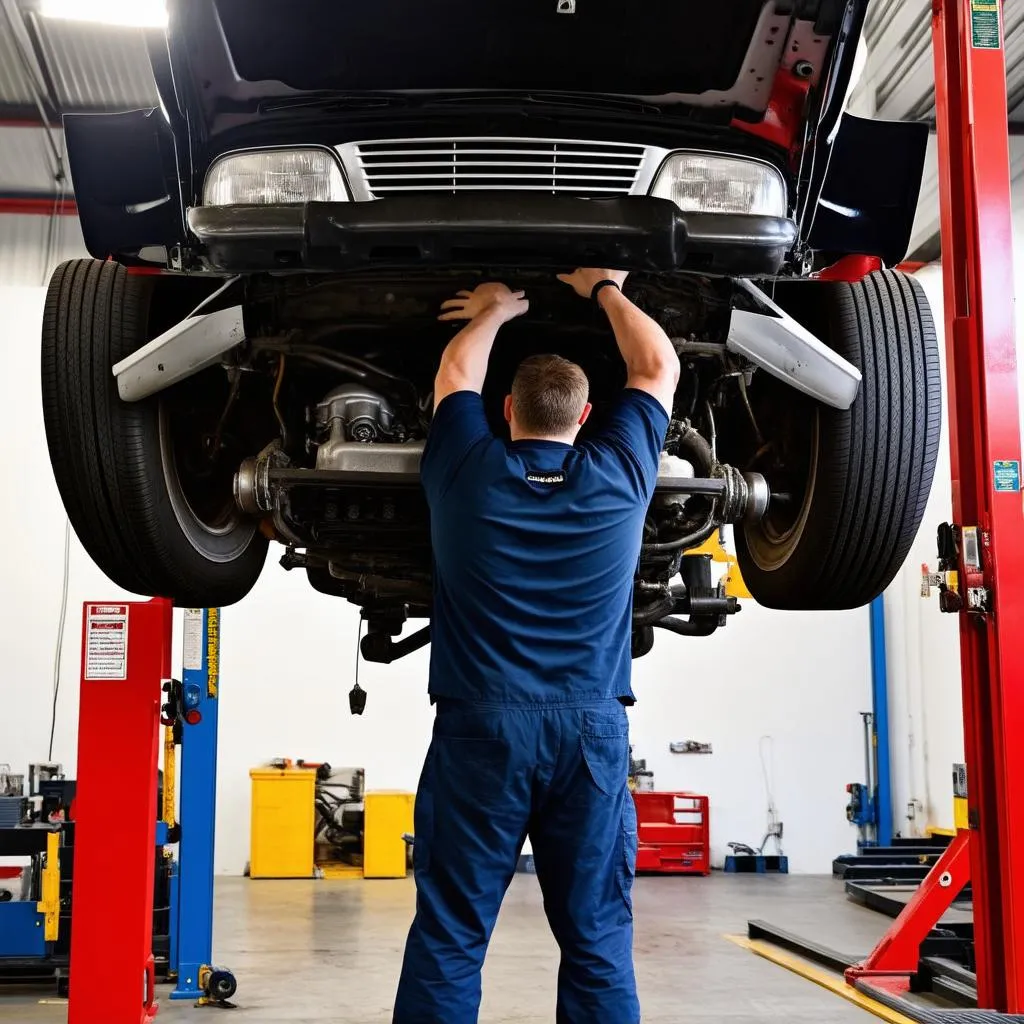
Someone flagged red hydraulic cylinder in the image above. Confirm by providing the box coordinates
[932,0,1024,1009]
[69,599,173,1024]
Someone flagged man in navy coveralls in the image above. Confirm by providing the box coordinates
[394,268,680,1024]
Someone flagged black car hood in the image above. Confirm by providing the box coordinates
[211,0,760,95]
[166,0,858,137]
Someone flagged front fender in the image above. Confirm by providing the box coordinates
[64,108,185,264]
[807,113,929,267]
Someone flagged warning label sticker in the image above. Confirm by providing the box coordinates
[207,608,220,698]
[994,459,1021,492]
[183,609,203,671]
[85,604,128,680]
[971,0,1000,48]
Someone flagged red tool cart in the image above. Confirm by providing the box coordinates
[632,791,710,876]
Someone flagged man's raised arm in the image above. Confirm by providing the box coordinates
[433,282,529,408]
[557,269,679,415]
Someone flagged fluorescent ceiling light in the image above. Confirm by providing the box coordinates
[40,0,167,28]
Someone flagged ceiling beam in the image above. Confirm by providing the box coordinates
[0,196,78,215]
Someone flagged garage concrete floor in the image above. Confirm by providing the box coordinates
[0,873,898,1023]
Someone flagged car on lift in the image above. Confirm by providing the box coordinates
[43,0,938,661]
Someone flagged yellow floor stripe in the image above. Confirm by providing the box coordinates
[724,935,918,1024]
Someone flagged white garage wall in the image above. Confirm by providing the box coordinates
[883,208,1024,836]
[0,214,87,288]
[630,608,870,871]
[0,242,871,876]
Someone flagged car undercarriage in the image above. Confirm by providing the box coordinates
[220,272,769,658]
[116,266,909,662]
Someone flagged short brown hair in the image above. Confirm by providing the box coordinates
[511,355,589,436]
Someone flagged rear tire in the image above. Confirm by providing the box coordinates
[41,259,267,606]
[735,270,941,610]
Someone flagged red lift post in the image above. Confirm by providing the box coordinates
[847,0,1024,1009]
[69,599,173,1024]
[934,0,1024,1007]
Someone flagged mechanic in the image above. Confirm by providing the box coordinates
[393,269,680,1024]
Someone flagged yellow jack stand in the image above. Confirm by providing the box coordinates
[688,532,752,600]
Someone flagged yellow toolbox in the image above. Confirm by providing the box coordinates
[363,791,414,879]
[249,767,316,878]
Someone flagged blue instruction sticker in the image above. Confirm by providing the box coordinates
[994,460,1021,492]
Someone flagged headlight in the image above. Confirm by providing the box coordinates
[203,148,348,206]
[651,153,787,217]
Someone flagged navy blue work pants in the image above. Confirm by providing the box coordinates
[393,699,639,1024]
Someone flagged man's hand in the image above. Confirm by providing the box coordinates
[557,268,629,300]
[439,283,529,324]
[433,284,526,407]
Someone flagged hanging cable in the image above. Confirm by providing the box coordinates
[47,518,71,760]
[272,354,287,441]
[0,2,64,180]
[758,734,784,855]
[40,127,67,285]
[738,374,765,447]
[41,145,67,286]
[759,735,775,810]
[704,400,718,463]
[0,1,71,288]
[349,619,367,715]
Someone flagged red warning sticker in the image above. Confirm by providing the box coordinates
[85,604,128,680]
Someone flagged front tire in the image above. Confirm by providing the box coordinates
[41,259,267,606]
[735,270,941,610]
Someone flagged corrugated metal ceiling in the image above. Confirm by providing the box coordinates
[31,15,158,112]
[0,124,65,194]
[0,2,157,205]
[0,13,38,108]
[0,1,156,116]
[849,0,1024,257]
[850,0,1024,122]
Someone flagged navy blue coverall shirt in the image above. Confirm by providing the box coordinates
[394,388,669,1024]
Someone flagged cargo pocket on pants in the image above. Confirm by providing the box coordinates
[580,710,629,797]
[618,793,638,913]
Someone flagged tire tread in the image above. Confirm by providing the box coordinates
[737,269,942,610]
[41,258,266,605]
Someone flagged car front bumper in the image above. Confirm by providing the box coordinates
[186,195,798,276]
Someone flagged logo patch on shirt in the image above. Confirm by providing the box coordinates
[526,471,566,485]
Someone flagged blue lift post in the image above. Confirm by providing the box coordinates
[169,607,233,1003]
[869,596,893,847]
[847,597,894,846]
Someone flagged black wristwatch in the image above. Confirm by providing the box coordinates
[590,279,621,304]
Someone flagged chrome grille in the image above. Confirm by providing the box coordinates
[348,138,650,198]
